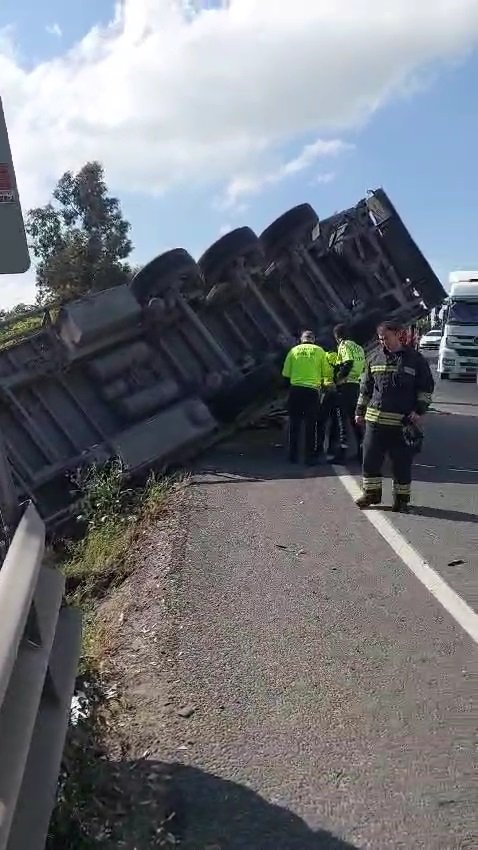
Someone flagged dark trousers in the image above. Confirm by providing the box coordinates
[287,386,319,463]
[316,388,338,456]
[337,382,362,455]
[362,424,414,503]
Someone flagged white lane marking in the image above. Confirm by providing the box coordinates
[334,470,478,646]
[415,463,478,474]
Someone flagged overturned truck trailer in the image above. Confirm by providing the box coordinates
[0,189,445,524]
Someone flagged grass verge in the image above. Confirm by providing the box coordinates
[46,462,180,848]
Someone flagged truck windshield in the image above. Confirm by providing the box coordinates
[448,301,478,324]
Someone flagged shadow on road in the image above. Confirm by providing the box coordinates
[193,417,478,491]
[193,422,333,485]
[171,762,360,849]
[375,504,478,523]
[60,757,360,849]
[407,505,478,524]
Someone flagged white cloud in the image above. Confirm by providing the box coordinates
[2,0,478,207]
[220,138,350,209]
[312,172,337,186]
[281,140,348,177]
[0,0,478,303]
[45,23,63,38]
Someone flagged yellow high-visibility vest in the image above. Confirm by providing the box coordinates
[337,340,365,383]
[282,343,326,389]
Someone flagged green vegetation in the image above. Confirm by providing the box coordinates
[63,461,174,667]
[0,161,141,350]
[47,462,177,848]
[27,161,134,304]
[0,313,43,349]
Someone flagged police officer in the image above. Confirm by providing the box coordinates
[355,320,434,513]
[282,330,326,465]
[333,324,366,463]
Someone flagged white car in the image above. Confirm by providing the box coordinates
[419,329,442,351]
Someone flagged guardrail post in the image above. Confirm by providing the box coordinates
[0,503,82,850]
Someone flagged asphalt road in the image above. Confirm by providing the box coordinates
[385,355,478,615]
[171,366,478,849]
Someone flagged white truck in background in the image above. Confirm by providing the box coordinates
[438,271,478,379]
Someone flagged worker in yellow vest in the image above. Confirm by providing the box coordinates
[282,330,326,464]
[332,324,366,463]
[316,350,339,459]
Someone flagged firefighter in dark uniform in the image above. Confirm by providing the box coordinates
[282,330,326,465]
[355,320,434,512]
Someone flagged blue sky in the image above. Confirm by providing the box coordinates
[1,0,478,307]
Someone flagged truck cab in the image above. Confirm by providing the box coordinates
[438,272,478,379]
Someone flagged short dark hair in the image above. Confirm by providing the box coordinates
[377,320,404,334]
[300,329,315,343]
[333,323,347,339]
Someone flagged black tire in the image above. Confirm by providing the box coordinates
[439,372,449,380]
[130,249,201,305]
[199,228,263,284]
[260,204,319,260]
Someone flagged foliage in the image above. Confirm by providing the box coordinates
[0,301,62,350]
[72,460,132,531]
[64,462,137,606]
[0,302,35,319]
[46,462,178,847]
[27,161,133,304]
[63,460,174,613]
[0,313,43,349]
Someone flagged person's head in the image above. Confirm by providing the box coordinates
[377,320,405,352]
[300,330,315,344]
[333,324,347,343]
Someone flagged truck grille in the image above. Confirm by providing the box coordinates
[456,348,478,358]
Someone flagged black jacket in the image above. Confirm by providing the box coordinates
[356,346,434,427]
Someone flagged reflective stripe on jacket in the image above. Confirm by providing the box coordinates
[356,346,435,427]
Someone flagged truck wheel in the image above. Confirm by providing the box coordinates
[260,204,319,261]
[130,249,201,305]
[439,372,449,380]
[199,228,264,285]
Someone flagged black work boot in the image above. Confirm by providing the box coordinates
[392,498,410,514]
[355,493,381,509]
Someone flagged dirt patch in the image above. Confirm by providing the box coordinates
[100,499,186,744]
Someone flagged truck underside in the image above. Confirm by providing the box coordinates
[0,188,446,525]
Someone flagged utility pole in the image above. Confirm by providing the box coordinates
[0,95,31,543]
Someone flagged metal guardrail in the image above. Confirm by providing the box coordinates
[0,503,81,850]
